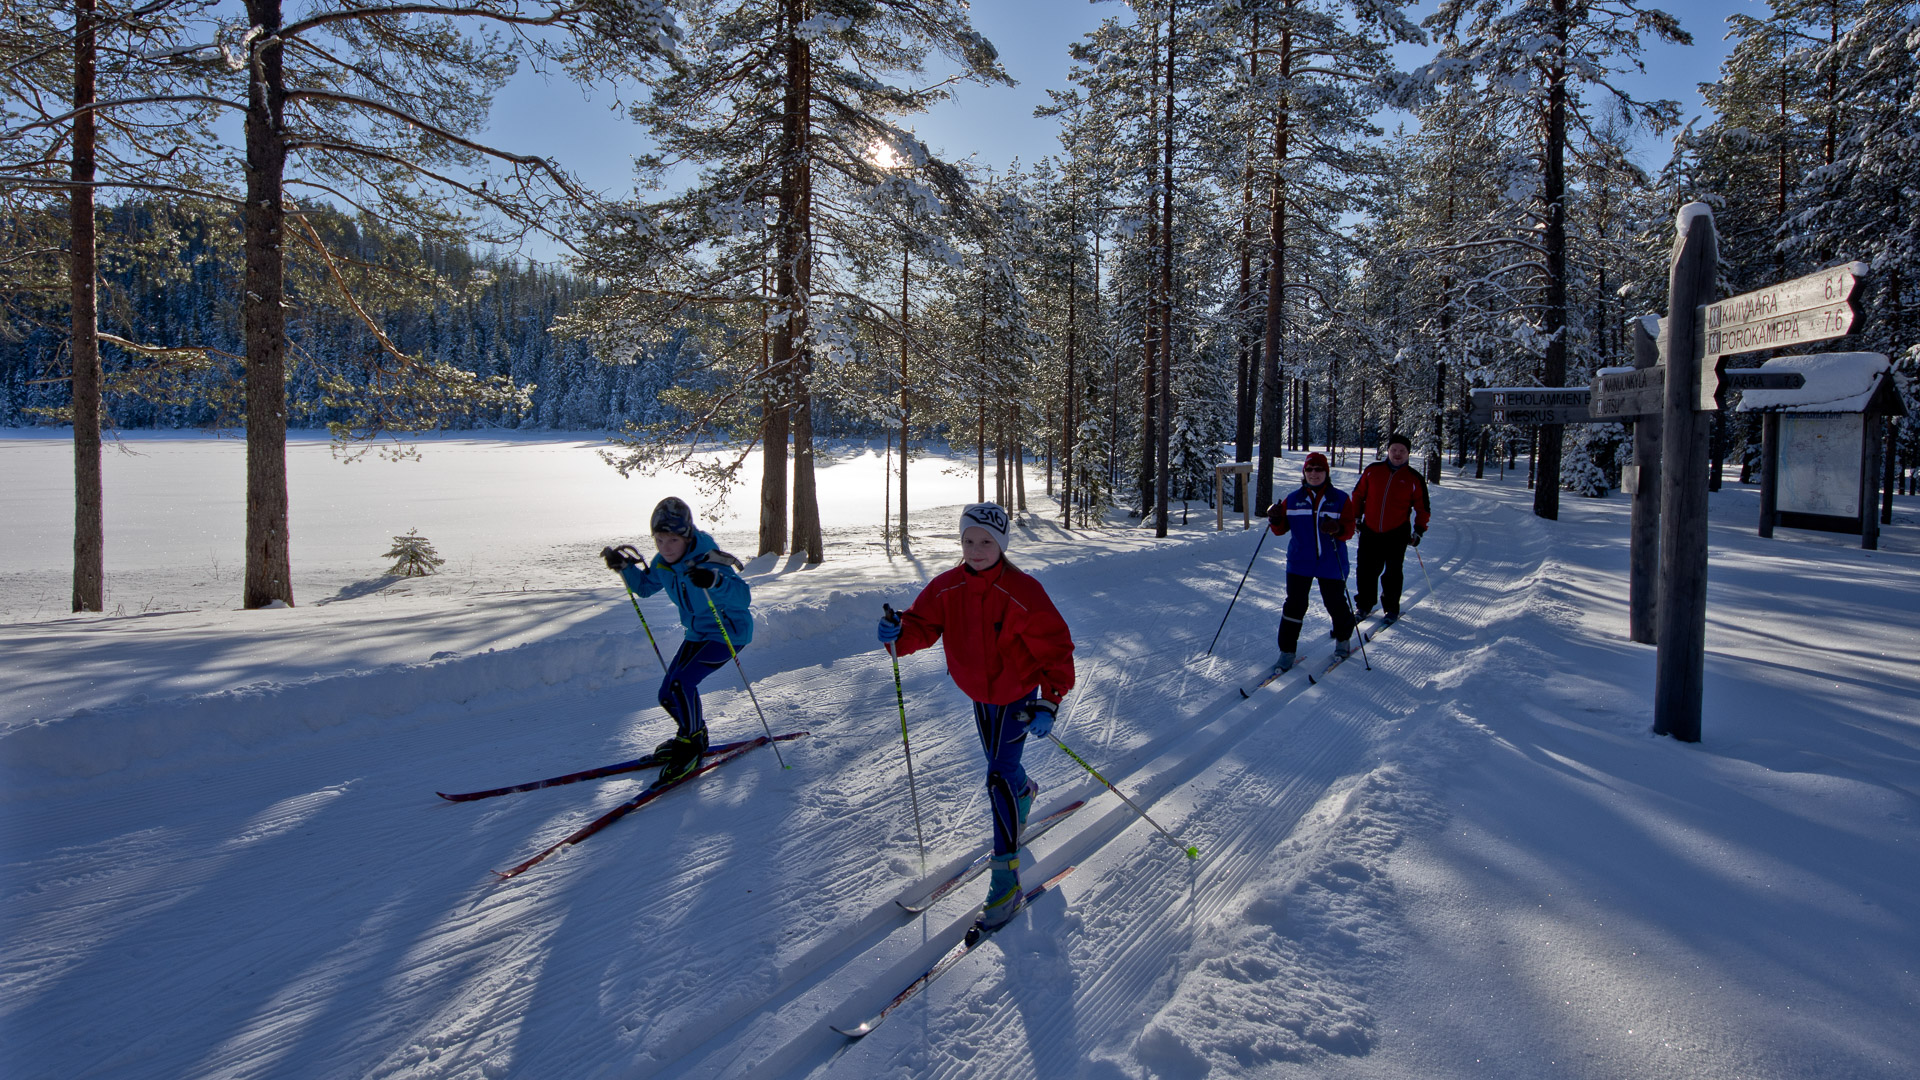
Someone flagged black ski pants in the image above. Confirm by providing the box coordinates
[1279,573,1356,653]
[1354,524,1412,616]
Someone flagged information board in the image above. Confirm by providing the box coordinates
[1777,414,1861,519]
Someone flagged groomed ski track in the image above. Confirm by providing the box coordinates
[4,485,1523,1080]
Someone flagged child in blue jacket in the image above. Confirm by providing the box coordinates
[1265,453,1358,673]
[601,497,753,784]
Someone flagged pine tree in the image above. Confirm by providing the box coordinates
[383,530,446,577]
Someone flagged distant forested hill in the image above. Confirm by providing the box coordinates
[1,202,697,432]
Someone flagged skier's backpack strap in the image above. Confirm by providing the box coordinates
[702,549,745,571]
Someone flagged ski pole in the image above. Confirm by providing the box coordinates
[1047,733,1199,860]
[882,604,927,874]
[1205,526,1268,656]
[612,546,669,673]
[1343,583,1372,671]
[1415,543,1436,600]
[703,587,787,769]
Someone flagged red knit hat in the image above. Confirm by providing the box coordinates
[1302,452,1330,472]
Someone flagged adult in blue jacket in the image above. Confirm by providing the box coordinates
[1264,453,1358,673]
[601,497,753,784]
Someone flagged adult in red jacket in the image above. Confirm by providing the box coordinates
[878,502,1075,928]
[1350,433,1432,622]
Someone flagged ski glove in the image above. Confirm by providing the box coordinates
[1409,526,1424,548]
[1319,515,1342,536]
[1022,701,1056,739]
[877,611,903,645]
[686,565,717,589]
[601,545,642,571]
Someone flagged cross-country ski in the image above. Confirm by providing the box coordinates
[435,734,781,801]
[833,866,1078,1039]
[492,731,809,880]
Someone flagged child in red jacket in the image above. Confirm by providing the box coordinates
[878,502,1076,929]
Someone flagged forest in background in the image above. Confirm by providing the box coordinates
[5,0,1916,609]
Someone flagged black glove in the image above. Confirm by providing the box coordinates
[1319,515,1341,536]
[687,564,717,589]
[602,545,640,571]
[1409,526,1424,548]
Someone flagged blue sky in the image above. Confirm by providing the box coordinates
[485,0,1759,255]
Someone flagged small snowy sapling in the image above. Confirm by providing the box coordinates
[384,530,445,577]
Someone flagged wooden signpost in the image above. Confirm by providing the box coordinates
[1646,220,1866,742]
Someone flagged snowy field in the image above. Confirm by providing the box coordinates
[3,431,1917,1080]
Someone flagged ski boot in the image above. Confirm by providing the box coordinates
[1276,651,1296,674]
[1016,779,1039,832]
[1334,637,1352,661]
[979,854,1022,930]
[654,728,709,787]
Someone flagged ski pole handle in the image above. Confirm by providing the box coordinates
[1048,733,1199,860]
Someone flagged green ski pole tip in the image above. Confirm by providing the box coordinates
[1185,846,1200,860]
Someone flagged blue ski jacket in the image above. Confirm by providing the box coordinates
[1267,483,1356,580]
[619,530,754,648]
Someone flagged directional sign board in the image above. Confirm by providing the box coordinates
[1469,388,1597,426]
[1704,262,1866,350]
[1591,365,1665,419]
[1695,261,1868,408]
[1706,301,1860,358]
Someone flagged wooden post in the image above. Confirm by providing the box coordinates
[1884,418,1898,526]
[1654,205,1716,744]
[1758,413,1779,539]
[1628,316,1662,645]
[1863,415,1881,551]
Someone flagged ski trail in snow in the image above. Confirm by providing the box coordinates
[793,485,1548,1079]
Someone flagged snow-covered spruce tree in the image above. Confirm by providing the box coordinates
[383,529,445,577]
[571,0,1006,564]
[1422,0,1689,518]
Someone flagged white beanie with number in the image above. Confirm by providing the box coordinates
[959,502,1011,552]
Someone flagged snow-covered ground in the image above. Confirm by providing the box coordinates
[3,431,1917,1080]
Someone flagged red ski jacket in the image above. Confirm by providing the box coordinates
[893,559,1076,708]
[1351,461,1432,534]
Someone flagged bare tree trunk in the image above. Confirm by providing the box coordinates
[899,249,911,552]
[977,401,987,502]
[1534,0,1569,520]
[70,0,103,613]
[1016,440,1027,513]
[1256,16,1293,512]
[1155,0,1175,538]
[792,352,822,562]
[1062,212,1077,526]
[1140,198,1158,518]
[1234,15,1260,515]
[243,0,293,608]
[763,0,813,557]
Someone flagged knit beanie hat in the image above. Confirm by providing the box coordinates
[1387,433,1412,452]
[1302,452,1330,472]
[650,496,695,539]
[959,502,1011,552]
